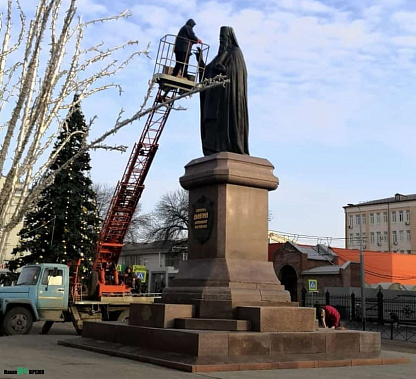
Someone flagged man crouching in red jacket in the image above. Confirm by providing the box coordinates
[320,305,341,329]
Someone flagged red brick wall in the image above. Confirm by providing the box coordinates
[272,243,363,300]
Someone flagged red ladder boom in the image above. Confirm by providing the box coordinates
[93,87,177,296]
[91,35,209,298]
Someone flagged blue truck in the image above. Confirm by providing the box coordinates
[0,263,154,335]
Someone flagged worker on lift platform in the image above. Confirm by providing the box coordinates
[172,18,202,79]
[159,19,203,102]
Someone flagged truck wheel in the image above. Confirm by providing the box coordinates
[117,310,129,323]
[3,307,33,335]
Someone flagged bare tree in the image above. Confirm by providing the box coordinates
[93,183,150,243]
[93,183,116,222]
[125,212,152,244]
[0,0,228,260]
[0,0,145,257]
[146,189,189,242]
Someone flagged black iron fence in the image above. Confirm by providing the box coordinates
[301,288,416,343]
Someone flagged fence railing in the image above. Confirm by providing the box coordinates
[301,288,416,343]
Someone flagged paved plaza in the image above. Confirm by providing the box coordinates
[0,322,415,379]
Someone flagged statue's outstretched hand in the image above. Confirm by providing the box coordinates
[215,64,226,74]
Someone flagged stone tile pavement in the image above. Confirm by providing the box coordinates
[0,322,415,379]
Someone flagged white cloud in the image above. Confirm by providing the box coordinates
[278,0,337,15]
[83,0,416,244]
[392,35,416,47]
[4,0,416,243]
[75,0,108,16]
[299,0,335,14]
[362,5,383,22]
[376,0,407,8]
[392,11,416,33]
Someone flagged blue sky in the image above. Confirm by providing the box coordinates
[6,0,416,247]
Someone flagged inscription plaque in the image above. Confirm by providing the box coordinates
[192,195,214,244]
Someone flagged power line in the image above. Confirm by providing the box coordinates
[269,229,347,242]
[271,230,415,253]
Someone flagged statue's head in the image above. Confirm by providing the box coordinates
[219,26,239,54]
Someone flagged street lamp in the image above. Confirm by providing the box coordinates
[348,203,366,331]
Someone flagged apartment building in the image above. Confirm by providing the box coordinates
[119,240,188,293]
[344,193,416,254]
[0,176,24,265]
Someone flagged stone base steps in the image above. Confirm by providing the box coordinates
[58,336,409,373]
[129,304,318,332]
[175,318,251,331]
[74,321,382,362]
[57,301,395,373]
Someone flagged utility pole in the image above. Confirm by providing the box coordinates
[348,203,366,331]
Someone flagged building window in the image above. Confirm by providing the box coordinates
[392,211,397,223]
[407,230,411,241]
[376,212,381,223]
[384,231,388,243]
[370,232,375,244]
[392,230,398,244]
[383,212,388,223]
[349,215,353,228]
[406,210,410,222]
[355,215,360,225]
[407,250,411,254]
[370,213,374,224]
[362,232,366,247]
[349,233,353,245]
[376,231,381,245]
[41,269,63,286]
[399,230,404,241]
[399,211,404,222]
[362,214,366,224]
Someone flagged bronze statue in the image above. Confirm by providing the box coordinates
[196,26,249,156]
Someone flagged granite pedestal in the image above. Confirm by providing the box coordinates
[160,152,294,318]
[61,153,384,372]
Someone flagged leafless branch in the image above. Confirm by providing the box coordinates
[0,0,228,263]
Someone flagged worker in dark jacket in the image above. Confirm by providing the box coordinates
[123,266,135,289]
[172,19,201,78]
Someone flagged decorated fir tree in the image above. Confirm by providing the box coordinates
[10,95,101,280]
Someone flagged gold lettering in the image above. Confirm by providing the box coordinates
[193,206,209,230]
[193,212,209,220]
